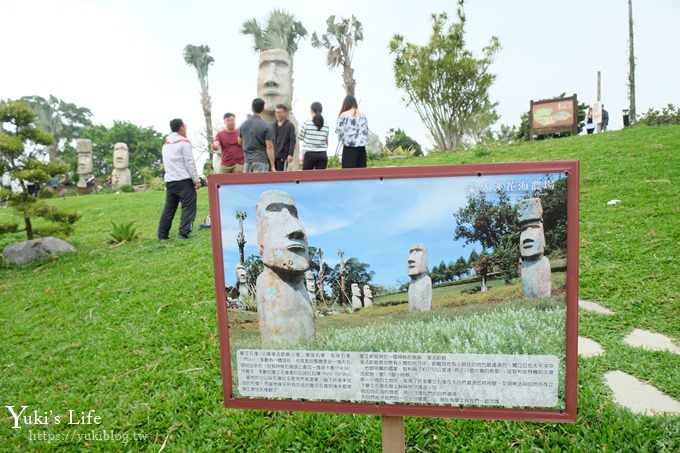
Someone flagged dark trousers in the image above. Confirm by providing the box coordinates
[342,146,367,168]
[275,158,289,172]
[158,179,196,239]
[303,152,328,170]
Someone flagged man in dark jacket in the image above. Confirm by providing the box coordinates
[272,104,296,171]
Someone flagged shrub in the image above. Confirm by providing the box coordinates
[384,128,422,156]
[109,221,139,244]
[119,184,135,193]
[37,188,55,199]
[636,104,680,126]
[148,177,165,191]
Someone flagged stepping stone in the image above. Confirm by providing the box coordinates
[604,370,680,415]
[623,328,680,354]
[578,336,604,357]
[578,300,615,315]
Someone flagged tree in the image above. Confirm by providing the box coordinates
[531,178,567,257]
[19,95,92,162]
[183,44,215,169]
[311,15,364,95]
[451,256,468,280]
[242,254,264,293]
[242,9,308,56]
[389,2,501,151]
[454,189,518,290]
[325,257,374,304]
[0,100,80,240]
[384,128,422,156]
[78,121,164,184]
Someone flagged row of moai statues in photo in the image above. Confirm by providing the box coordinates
[250,190,551,346]
[75,139,131,189]
[351,283,373,311]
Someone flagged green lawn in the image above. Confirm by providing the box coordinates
[1,125,679,451]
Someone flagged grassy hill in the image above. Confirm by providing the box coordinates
[1,126,678,451]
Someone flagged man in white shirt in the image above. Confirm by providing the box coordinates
[157,119,201,241]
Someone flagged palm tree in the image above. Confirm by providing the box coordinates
[20,95,92,163]
[311,15,364,96]
[241,9,308,56]
[183,44,215,169]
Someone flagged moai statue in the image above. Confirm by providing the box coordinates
[407,243,432,312]
[255,190,314,345]
[111,142,132,188]
[257,49,300,169]
[305,270,316,303]
[518,198,552,298]
[76,139,93,189]
[363,285,373,308]
[351,283,362,311]
[236,263,249,300]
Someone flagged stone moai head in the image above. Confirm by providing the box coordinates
[518,198,546,259]
[305,270,315,292]
[407,243,429,277]
[257,49,293,117]
[363,285,372,298]
[76,139,93,174]
[113,142,129,169]
[236,264,248,284]
[351,283,361,297]
[256,190,309,274]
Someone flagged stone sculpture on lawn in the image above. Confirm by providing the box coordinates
[363,284,373,308]
[76,139,93,189]
[236,263,249,300]
[111,142,132,188]
[407,243,432,312]
[255,190,314,345]
[351,283,362,311]
[305,270,316,303]
[518,198,552,298]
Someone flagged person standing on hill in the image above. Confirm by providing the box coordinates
[600,105,609,132]
[158,119,201,241]
[272,104,296,171]
[212,113,244,173]
[585,107,596,135]
[336,95,369,168]
[240,98,276,173]
[299,102,330,170]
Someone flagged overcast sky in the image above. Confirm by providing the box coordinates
[1,0,677,164]
[218,172,565,287]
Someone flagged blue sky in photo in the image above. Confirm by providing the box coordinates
[218,172,566,287]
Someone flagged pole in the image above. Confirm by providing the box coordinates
[596,71,602,133]
[628,0,636,121]
[381,416,405,453]
[338,249,346,305]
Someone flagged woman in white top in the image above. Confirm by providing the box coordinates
[298,102,330,170]
[336,95,369,168]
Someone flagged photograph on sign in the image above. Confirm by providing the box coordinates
[530,95,578,138]
[209,163,578,420]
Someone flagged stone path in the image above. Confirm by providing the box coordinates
[578,300,615,315]
[623,328,680,354]
[578,336,604,357]
[604,371,680,416]
[578,300,680,415]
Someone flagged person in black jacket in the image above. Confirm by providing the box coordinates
[272,104,296,171]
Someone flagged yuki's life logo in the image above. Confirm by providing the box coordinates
[5,406,101,429]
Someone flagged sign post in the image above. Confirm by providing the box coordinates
[208,162,580,447]
[529,95,579,139]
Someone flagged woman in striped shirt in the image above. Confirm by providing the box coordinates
[299,102,330,170]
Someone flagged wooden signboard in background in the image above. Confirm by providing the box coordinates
[208,162,579,449]
[530,95,579,138]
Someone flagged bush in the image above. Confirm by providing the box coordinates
[148,177,165,191]
[636,104,680,126]
[119,184,135,193]
[37,188,55,199]
[385,128,422,156]
[109,221,139,244]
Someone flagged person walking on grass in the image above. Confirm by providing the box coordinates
[299,102,330,170]
[212,113,244,173]
[157,119,201,241]
[240,98,276,173]
[336,95,369,168]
